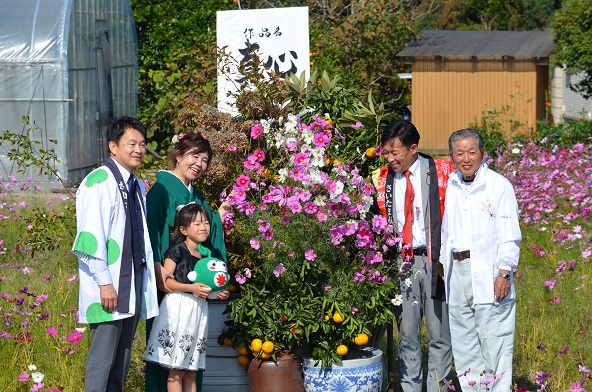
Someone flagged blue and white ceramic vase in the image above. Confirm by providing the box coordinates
[302,348,383,392]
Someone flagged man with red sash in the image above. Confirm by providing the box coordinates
[370,120,453,392]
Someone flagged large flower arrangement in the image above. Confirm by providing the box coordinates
[221,113,410,368]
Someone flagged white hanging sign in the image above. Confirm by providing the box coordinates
[216,7,310,115]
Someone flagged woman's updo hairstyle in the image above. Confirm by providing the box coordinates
[168,131,213,169]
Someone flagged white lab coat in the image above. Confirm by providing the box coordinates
[440,163,522,304]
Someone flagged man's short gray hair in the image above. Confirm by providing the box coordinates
[448,128,485,154]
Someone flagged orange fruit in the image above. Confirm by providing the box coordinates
[261,341,274,354]
[237,345,247,355]
[280,314,288,322]
[354,333,369,346]
[223,337,233,347]
[260,352,271,359]
[365,147,377,158]
[237,354,249,366]
[251,338,262,353]
[290,327,300,335]
[336,345,348,356]
[333,313,345,323]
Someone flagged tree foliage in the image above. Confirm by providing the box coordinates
[552,0,592,99]
[413,0,561,31]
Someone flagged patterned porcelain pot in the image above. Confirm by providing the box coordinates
[302,348,383,392]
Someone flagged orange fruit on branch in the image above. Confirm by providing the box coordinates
[354,333,369,346]
[332,312,345,323]
[336,344,348,356]
[250,338,262,353]
[237,354,249,366]
[365,147,377,158]
[262,341,275,354]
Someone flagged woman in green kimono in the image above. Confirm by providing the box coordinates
[145,131,229,392]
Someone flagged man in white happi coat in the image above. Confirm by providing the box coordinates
[72,117,159,392]
[440,128,522,392]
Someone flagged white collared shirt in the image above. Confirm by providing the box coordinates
[393,156,427,249]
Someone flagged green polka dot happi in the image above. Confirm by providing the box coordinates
[73,231,98,257]
[106,239,121,265]
[85,168,108,187]
[86,302,114,323]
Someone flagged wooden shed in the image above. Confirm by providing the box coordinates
[397,30,555,153]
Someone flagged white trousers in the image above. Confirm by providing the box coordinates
[449,258,515,392]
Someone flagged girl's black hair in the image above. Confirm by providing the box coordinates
[169,203,210,245]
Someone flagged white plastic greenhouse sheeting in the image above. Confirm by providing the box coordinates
[0,0,71,185]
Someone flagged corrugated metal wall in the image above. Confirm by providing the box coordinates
[411,58,546,153]
[66,0,138,184]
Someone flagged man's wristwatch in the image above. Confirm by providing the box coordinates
[498,272,511,280]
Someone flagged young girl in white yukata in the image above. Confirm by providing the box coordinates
[144,203,229,392]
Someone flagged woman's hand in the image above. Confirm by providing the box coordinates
[154,262,173,292]
[192,283,212,299]
[215,289,230,300]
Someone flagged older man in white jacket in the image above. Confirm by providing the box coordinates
[440,128,522,392]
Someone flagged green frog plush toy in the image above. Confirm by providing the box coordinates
[187,244,230,299]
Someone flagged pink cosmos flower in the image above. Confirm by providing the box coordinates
[243,158,261,171]
[22,267,30,274]
[251,123,263,139]
[244,204,256,216]
[372,215,388,233]
[280,214,290,225]
[236,175,251,188]
[235,273,246,284]
[349,121,362,129]
[228,144,238,152]
[30,383,44,392]
[273,263,286,277]
[250,238,261,250]
[67,330,84,345]
[252,149,265,162]
[316,212,328,223]
[303,202,318,215]
[46,326,58,337]
[568,380,586,392]
[18,372,30,382]
[67,275,77,282]
[543,280,556,290]
[313,131,331,148]
[257,219,271,233]
[304,250,316,261]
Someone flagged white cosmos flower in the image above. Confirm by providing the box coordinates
[278,168,288,183]
[512,148,521,154]
[31,371,44,383]
[391,295,404,306]
[28,364,37,371]
[403,278,412,289]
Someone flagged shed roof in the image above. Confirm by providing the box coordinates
[397,30,555,60]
